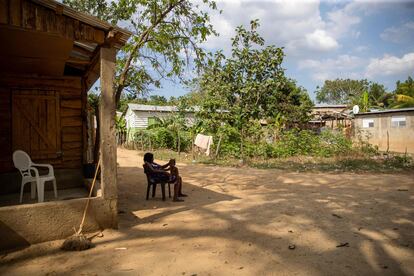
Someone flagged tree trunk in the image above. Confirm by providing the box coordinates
[192,132,195,161]
[386,131,389,153]
[215,134,222,160]
[240,126,244,162]
[177,130,181,155]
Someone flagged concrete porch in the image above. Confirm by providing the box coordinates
[0,187,89,208]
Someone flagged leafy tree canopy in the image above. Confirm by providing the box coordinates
[393,76,414,108]
[395,76,414,96]
[63,0,219,105]
[198,20,313,134]
[315,79,369,105]
[316,79,392,109]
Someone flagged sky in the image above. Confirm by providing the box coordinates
[147,0,414,102]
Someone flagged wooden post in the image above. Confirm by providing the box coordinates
[215,134,222,159]
[386,130,389,153]
[99,46,117,201]
[192,133,195,162]
[177,130,181,155]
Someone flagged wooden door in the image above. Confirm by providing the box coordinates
[0,88,12,172]
[12,89,61,163]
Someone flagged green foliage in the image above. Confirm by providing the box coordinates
[152,128,175,149]
[394,76,414,96]
[115,115,127,133]
[88,90,100,113]
[133,128,191,152]
[393,76,414,108]
[214,125,242,157]
[138,100,193,153]
[354,128,379,155]
[368,83,393,108]
[316,79,369,104]
[359,91,370,112]
[316,79,392,109]
[394,94,414,108]
[163,127,352,159]
[384,154,413,168]
[196,20,313,158]
[318,130,353,157]
[262,129,352,158]
[63,0,219,104]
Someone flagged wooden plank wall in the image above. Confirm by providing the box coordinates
[0,76,84,173]
[61,89,84,168]
[0,88,12,172]
[0,0,105,44]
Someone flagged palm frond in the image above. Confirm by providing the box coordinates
[395,94,414,103]
[391,94,414,108]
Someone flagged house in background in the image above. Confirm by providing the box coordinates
[354,108,414,154]
[125,104,197,140]
[309,104,351,129]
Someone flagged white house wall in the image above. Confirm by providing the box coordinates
[125,108,134,129]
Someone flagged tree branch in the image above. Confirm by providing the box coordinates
[115,0,186,105]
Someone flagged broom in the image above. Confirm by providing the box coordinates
[61,158,101,251]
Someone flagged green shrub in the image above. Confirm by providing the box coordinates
[216,125,241,158]
[171,131,192,152]
[261,129,352,158]
[385,154,413,168]
[151,128,174,149]
[131,125,357,161]
[133,129,153,149]
[317,130,352,157]
[271,129,317,157]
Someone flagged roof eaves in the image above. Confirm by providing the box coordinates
[355,108,414,116]
[313,104,348,108]
[127,104,201,113]
[33,0,132,47]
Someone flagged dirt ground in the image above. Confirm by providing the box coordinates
[1,148,413,275]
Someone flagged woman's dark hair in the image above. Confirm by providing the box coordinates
[143,152,154,163]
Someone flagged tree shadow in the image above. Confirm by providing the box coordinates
[1,155,413,275]
[0,221,30,254]
[87,163,413,275]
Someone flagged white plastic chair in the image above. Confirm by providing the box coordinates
[12,150,57,203]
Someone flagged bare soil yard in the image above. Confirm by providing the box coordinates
[1,148,413,275]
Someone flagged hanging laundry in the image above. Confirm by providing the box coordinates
[194,134,214,156]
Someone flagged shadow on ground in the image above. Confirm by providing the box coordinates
[0,148,413,275]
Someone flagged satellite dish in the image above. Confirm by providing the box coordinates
[353,105,360,114]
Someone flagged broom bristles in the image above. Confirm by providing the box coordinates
[61,233,94,251]
[61,159,101,251]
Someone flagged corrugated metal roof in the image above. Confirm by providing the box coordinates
[128,104,178,112]
[127,104,200,112]
[355,107,414,116]
[313,104,348,108]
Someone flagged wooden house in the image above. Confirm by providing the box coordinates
[0,0,131,250]
[125,103,198,141]
[309,104,351,129]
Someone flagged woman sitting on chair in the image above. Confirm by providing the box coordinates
[143,152,187,202]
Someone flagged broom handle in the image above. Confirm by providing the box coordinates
[77,158,101,235]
